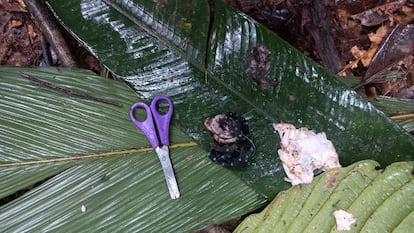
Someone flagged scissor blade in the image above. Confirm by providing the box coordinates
[155,146,180,199]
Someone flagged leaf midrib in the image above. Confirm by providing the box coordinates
[0,142,198,168]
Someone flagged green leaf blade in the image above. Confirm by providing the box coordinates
[234,160,414,233]
[0,148,265,232]
[0,67,265,232]
[0,163,71,198]
[393,211,414,233]
[46,0,414,198]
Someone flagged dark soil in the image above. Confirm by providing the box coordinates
[0,0,100,71]
[0,1,41,66]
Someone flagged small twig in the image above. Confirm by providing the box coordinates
[41,37,52,66]
[24,0,77,67]
[19,72,122,107]
[390,113,414,120]
[0,147,153,168]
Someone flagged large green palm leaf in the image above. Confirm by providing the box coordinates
[235,160,414,233]
[46,0,414,196]
[1,0,414,231]
[0,67,265,232]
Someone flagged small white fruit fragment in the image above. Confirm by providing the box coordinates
[81,205,86,213]
[333,209,356,231]
[273,123,341,185]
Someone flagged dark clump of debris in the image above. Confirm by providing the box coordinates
[204,112,255,167]
[245,44,273,91]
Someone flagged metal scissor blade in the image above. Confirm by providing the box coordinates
[155,146,180,199]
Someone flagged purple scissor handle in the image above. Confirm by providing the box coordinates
[130,95,173,148]
[130,95,180,199]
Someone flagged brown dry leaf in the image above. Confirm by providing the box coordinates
[361,25,389,66]
[337,60,359,76]
[350,46,364,59]
[27,24,37,40]
[381,56,414,97]
[16,0,27,9]
[338,46,363,76]
[2,0,27,12]
[351,0,406,26]
[365,24,414,78]
[336,8,359,29]
[345,26,388,69]
[368,25,388,44]
[393,4,414,23]
[353,24,414,90]
[9,19,23,28]
[358,48,374,67]
[341,44,371,71]
[337,8,350,17]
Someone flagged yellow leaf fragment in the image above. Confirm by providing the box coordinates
[368,25,388,44]
[181,22,192,29]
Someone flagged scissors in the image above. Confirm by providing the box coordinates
[129,95,180,199]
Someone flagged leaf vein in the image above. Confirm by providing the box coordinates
[0,141,198,167]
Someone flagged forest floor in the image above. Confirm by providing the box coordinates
[223,0,414,99]
[1,0,413,232]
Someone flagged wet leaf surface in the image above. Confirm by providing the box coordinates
[234,160,414,233]
[46,0,414,197]
[0,67,266,232]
